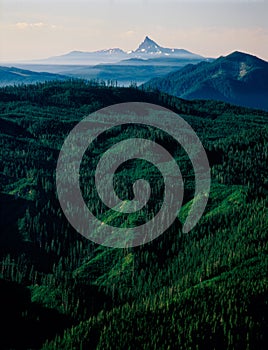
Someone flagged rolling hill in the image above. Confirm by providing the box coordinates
[0,66,67,86]
[55,59,206,86]
[0,59,207,88]
[143,51,268,111]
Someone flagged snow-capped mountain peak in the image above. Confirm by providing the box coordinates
[31,36,203,64]
[135,36,163,54]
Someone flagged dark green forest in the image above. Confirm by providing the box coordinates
[143,51,268,112]
[0,80,267,349]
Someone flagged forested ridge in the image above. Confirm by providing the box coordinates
[143,51,268,112]
[0,80,267,349]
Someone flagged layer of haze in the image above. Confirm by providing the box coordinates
[0,0,267,62]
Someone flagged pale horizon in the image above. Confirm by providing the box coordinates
[1,0,268,63]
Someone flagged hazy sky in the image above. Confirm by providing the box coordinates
[1,0,268,62]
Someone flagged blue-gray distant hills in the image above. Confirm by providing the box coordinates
[143,51,268,111]
[0,37,206,86]
[0,66,67,86]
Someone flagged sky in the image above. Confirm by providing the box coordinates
[1,0,268,62]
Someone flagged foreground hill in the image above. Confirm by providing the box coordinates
[0,81,267,349]
[143,51,268,111]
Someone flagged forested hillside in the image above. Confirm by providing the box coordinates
[143,51,268,112]
[0,80,267,349]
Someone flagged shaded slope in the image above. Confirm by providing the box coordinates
[143,51,268,111]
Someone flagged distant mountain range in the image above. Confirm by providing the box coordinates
[30,36,204,65]
[50,55,208,86]
[0,66,67,87]
[0,57,204,87]
[1,45,267,112]
[143,51,268,111]
[0,36,207,86]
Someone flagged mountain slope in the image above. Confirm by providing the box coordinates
[143,51,268,111]
[0,66,67,86]
[133,36,203,59]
